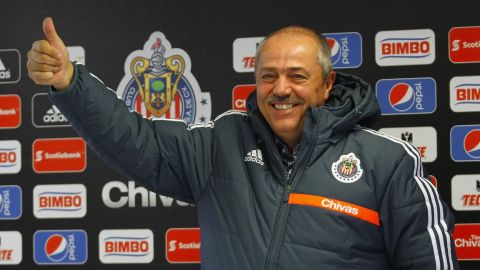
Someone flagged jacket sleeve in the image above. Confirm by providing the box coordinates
[48,63,212,203]
[379,151,459,269]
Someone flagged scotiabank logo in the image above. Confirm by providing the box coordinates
[453,223,480,260]
[33,184,86,219]
[376,77,436,115]
[451,175,480,211]
[0,95,20,129]
[0,140,21,174]
[379,126,437,162]
[32,138,86,173]
[449,26,480,63]
[324,32,362,69]
[450,125,480,162]
[233,37,264,73]
[0,231,22,265]
[232,84,255,111]
[99,229,153,264]
[450,76,480,112]
[166,228,200,264]
[375,29,435,66]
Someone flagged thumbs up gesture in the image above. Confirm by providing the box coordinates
[27,17,74,90]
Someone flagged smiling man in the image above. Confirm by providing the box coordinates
[27,18,458,269]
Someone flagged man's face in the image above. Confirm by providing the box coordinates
[255,34,335,145]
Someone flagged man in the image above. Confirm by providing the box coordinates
[28,17,459,269]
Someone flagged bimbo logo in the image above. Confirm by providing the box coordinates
[451,125,480,162]
[0,140,21,174]
[453,223,480,260]
[232,84,255,111]
[233,37,264,73]
[0,95,21,129]
[451,175,480,211]
[0,231,22,265]
[99,229,153,264]
[0,49,21,84]
[0,185,22,220]
[117,32,211,124]
[166,228,201,264]
[324,32,362,69]
[34,230,87,265]
[450,76,480,112]
[375,29,435,66]
[376,78,436,115]
[33,184,86,219]
[449,26,480,63]
[32,138,86,173]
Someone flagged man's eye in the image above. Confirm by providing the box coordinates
[292,74,307,80]
[262,74,275,80]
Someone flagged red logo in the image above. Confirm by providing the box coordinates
[0,95,20,129]
[232,84,256,111]
[165,228,200,264]
[32,138,86,173]
[453,223,480,260]
[449,26,480,63]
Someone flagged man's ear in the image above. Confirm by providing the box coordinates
[323,71,336,100]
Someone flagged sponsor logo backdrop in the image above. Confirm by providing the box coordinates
[0,0,479,269]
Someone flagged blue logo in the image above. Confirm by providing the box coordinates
[0,185,21,219]
[376,77,436,115]
[324,32,362,69]
[451,125,480,162]
[34,230,87,265]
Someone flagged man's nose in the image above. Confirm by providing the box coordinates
[272,76,292,97]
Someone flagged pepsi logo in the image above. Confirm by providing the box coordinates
[389,83,415,111]
[45,234,68,262]
[464,129,480,158]
[327,38,341,65]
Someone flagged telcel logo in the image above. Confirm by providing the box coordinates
[375,29,435,66]
[0,231,22,265]
[376,77,436,115]
[32,138,86,173]
[99,229,153,264]
[449,26,480,63]
[324,32,362,69]
[379,126,437,162]
[166,228,200,264]
[102,181,192,208]
[232,84,255,111]
[232,37,264,73]
[450,76,480,112]
[451,175,480,211]
[453,223,480,260]
[33,184,86,219]
[34,230,87,265]
[0,140,21,174]
[0,95,21,129]
[451,125,480,162]
[0,185,22,220]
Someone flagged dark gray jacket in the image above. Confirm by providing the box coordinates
[50,63,459,269]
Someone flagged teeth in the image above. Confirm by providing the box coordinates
[274,104,294,110]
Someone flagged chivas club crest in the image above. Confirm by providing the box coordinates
[331,153,363,183]
[117,32,211,124]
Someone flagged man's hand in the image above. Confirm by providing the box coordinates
[27,17,74,90]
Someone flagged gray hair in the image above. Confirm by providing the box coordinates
[254,26,332,79]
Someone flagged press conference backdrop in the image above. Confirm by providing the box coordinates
[0,0,479,269]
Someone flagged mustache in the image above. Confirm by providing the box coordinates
[266,95,304,104]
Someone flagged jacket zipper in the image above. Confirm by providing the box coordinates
[263,132,317,270]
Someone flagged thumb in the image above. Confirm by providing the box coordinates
[42,17,65,49]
